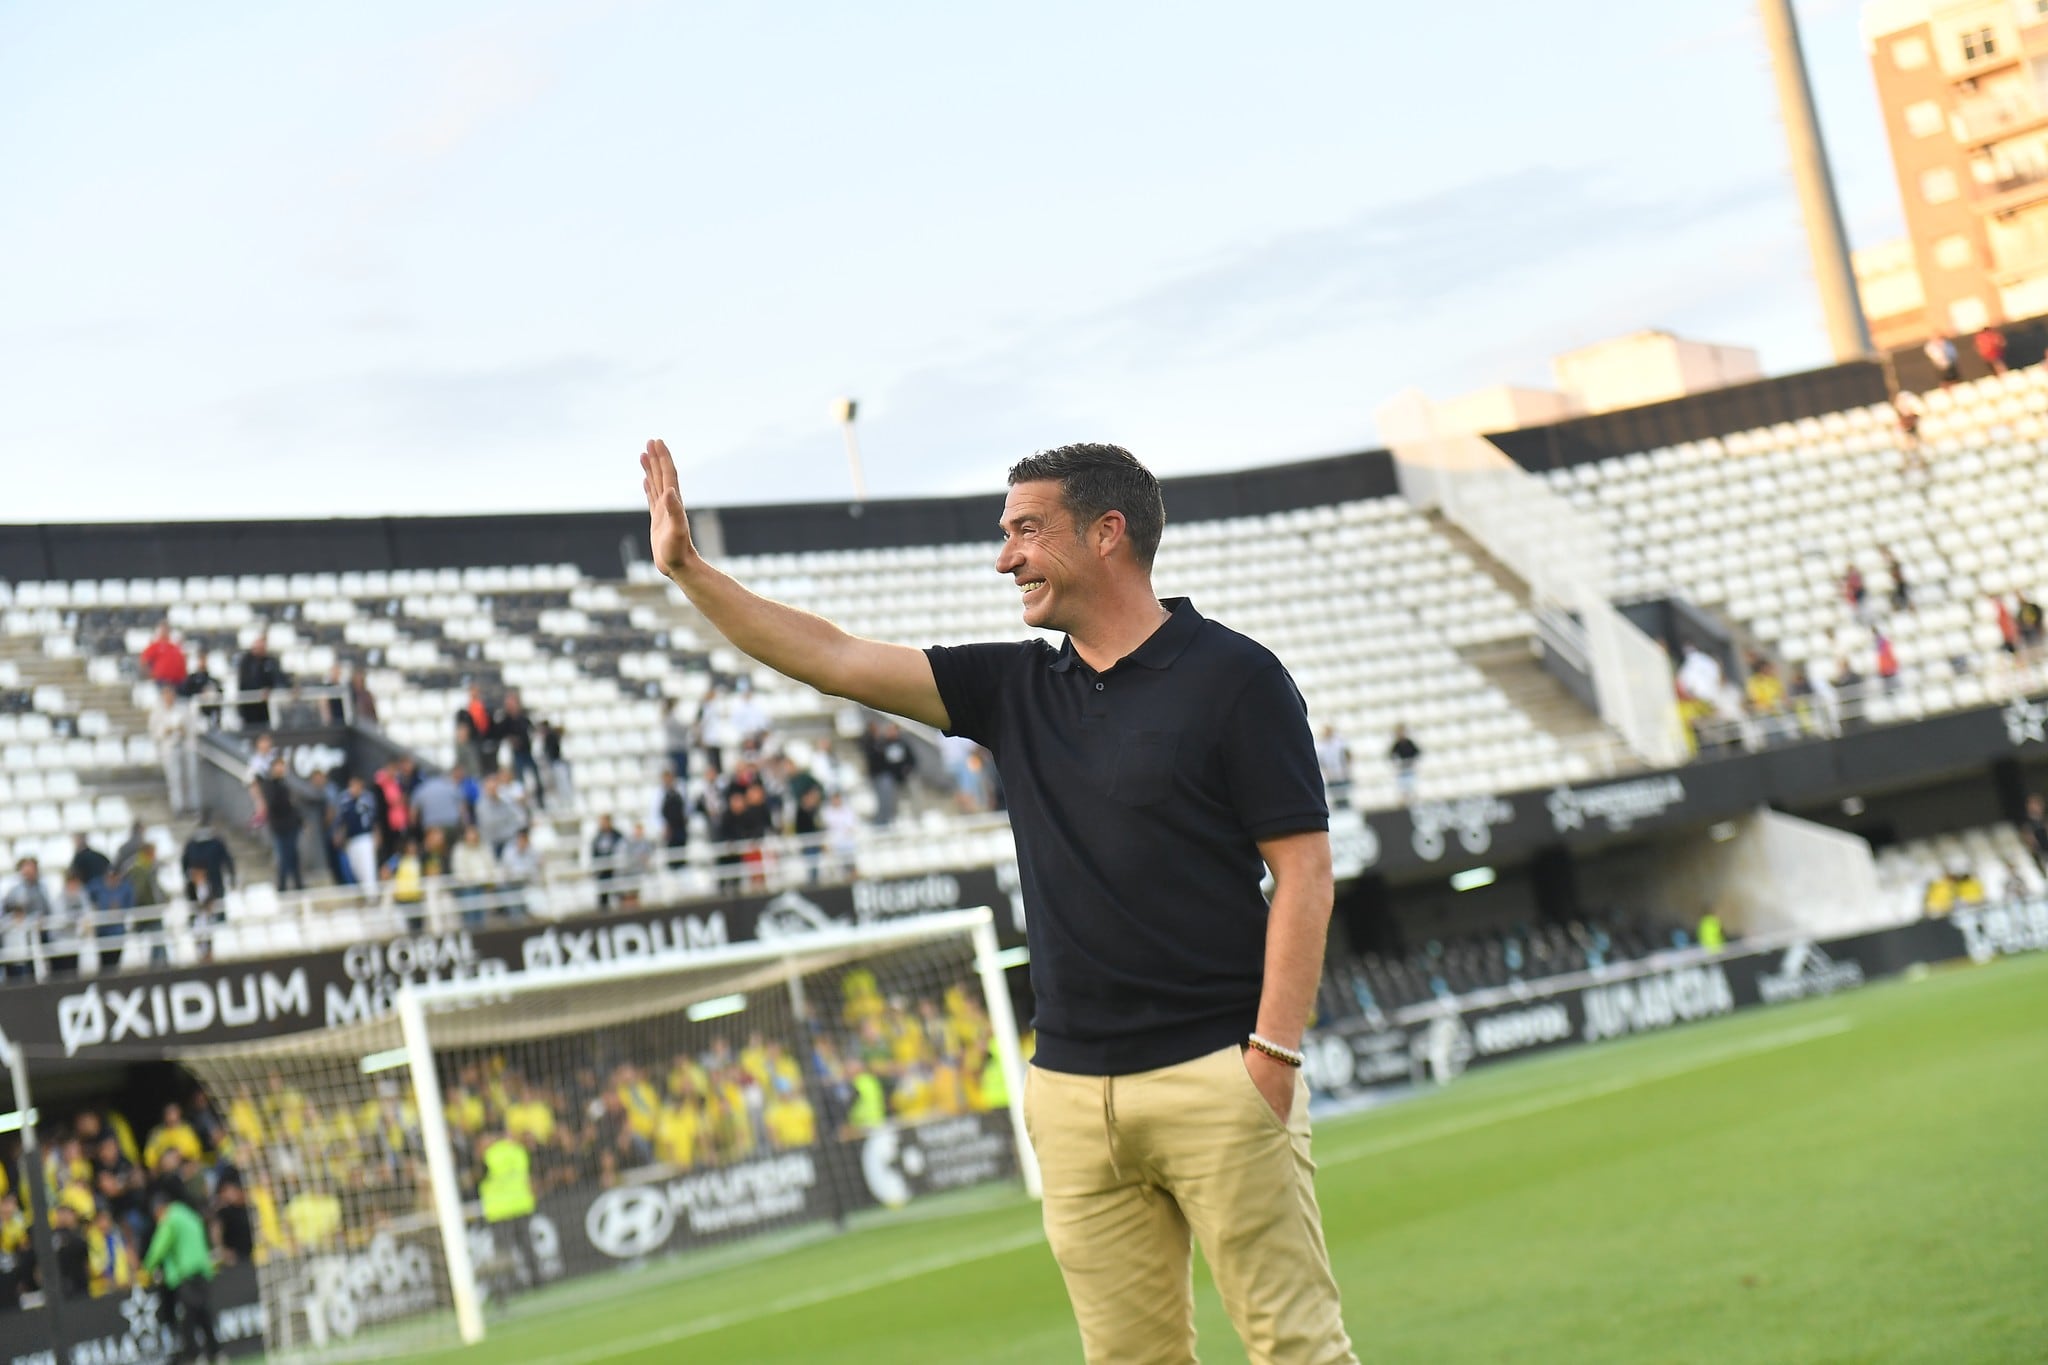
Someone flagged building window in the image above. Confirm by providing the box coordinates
[1950,296,1990,332]
[1962,27,1997,62]
[1935,234,1974,269]
[1894,36,1930,70]
[1905,100,1947,137]
[1921,167,1960,204]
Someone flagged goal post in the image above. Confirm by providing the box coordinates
[178,906,1037,1358]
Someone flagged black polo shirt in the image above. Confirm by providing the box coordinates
[926,597,1327,1076]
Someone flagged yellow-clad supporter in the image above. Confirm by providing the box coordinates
[445,1085,486,1139]
[666,1053,712,1104]
[56,1179,96,1224]
[142,1103,204,1174]
[504,1083,557,1148]
[763,1078,816,1150]
[227,1091,265,1150]
[87,1208,134,1297]
[285,1189,343,1250]
[841,966,886,1028]
[613,1067,661,1143]
[0,1195,26,1258]
[654,1100,703,1169]
[891,1063,936,1121]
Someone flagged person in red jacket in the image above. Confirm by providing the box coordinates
[139,622,187,689]
[1974,324,2008,376]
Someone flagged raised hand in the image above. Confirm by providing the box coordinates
[640,438,696,579]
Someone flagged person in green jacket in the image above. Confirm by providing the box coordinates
[478,1131,539,1295]
[143,1192,219,1364]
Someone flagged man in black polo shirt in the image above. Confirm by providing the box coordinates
[639,438,1354,1364]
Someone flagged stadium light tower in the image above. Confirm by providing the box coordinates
[833,396,869,502]
[1759,0,1873,361]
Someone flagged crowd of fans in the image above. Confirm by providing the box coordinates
[1,824,236,976]
[167,966,1015,1290]
[0,1094,251,1314]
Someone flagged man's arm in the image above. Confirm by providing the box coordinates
[140,1214,172,1275]
[641,440,950,730]
[1246,828,1335,1119]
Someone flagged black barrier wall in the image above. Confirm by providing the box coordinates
[1302,903,2048,1098]
[0,1261,264,1363]
[0,867,1020,1062]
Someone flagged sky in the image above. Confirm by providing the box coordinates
[0,0,1898,523]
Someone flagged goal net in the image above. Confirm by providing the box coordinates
[175,907,1035,1359]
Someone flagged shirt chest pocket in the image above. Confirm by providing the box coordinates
[1109,728,1179,807]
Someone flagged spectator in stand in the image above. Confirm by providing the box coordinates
[940,733,984,814]
[497,830,542,918]
[2021,794,2048,877]
[449,825,495,927]
[1881,546,1912,614]
[714,789,750,892]
[1797,664,1842,739]
[539,720,573,809]
[1316,725,1351,808]
[212,1179,253,1267]
[1874,631,1901,694]
[862,721,914,828]
[823,791,860,878]
[1974,322,2008,376]
[1676,643,1724,706]
[1995,593,2022,661]
[115,821,146,870]
[410,766,467,848]
[730,681,771,758]
[1388,725,1421,804]
[1842,563,1869,622]
[306,770,349,884]
[493,691,542,802]
[621,821,655,908]
[1744,658,1792,744]
[258,757,306,892]
[454,712,488,779]
[88,863,134,961]
[657,769,689,868]
[387,837,428,934]
[179,816,236,904]
[474,773,528,860]
[0,898,33,980]
[662,698,694,782]
[243,733,277,821]
[234,633,288,731]
[338,776,381,891]
[1832,655,1863,693]
[140,622,188,691]
[591,815,624,909]
[148,685,198,817]
[348,664,379,729]
[68,832,112,894]
[1925,331,1959,388]
[793,784,825,883]
[47,872,90,976]
[183,855,220,962]
[2017,593,2045,655]
[373,764,412,864]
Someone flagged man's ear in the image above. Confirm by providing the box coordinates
[1092,509,1128,559]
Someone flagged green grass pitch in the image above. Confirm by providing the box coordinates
[398,952,2048,1363]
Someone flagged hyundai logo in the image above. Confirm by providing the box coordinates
[585,1187,675,1260]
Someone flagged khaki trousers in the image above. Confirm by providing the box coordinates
[1024,1045,1357,1365]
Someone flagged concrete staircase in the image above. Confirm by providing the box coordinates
[1426,514,1646,777]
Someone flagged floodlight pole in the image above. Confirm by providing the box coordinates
[1759,0,1872,361]
[834,397,870,503]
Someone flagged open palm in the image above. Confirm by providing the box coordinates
[640,438,695,578]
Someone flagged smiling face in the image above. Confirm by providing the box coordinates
[996,480,1099,632]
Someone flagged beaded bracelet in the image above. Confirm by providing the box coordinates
[1247,1033,1304,1068]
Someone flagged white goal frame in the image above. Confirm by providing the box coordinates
[397,906,1038,1347]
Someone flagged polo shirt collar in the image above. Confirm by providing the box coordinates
[1049,597,1202,673]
